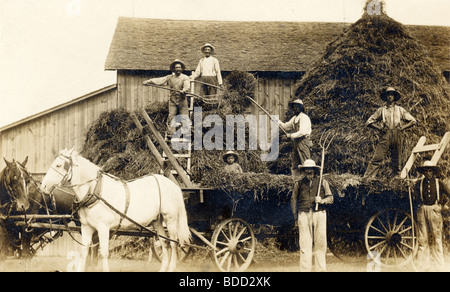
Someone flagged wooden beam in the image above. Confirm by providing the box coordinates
[129,113,179,185]
[401,136,426,179]
[430,131,450,165]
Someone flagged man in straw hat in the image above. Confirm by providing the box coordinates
[291,159,333,272]
[279,99,313,177]
[364,87,417,178]
[191,43,223,97]
[413,161,450,271]
[222,150,243,174]
[143,59,191,139]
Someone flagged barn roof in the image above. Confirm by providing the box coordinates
[105,17,450,72]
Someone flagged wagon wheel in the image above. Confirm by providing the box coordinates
[150,237,191,263]
[210,218,256,272]
[328,221,366,262]
[365,208,418,268]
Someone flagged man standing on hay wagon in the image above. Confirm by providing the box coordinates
[143,59,191,140]
[364,87,417,178]
[191,43,223,97]
[413,161,450,271]
[279,99,313,177]
[291,159,333,272]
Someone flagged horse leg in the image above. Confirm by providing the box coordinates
[78,224,95,272]
[165,216,179,272]
[97,225,111,272]
[152,218,169,272]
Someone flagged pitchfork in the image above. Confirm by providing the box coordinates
[315,130,337,211]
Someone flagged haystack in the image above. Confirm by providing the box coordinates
[289,4,450,179]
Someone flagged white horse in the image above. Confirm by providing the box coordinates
[40,149,191,272]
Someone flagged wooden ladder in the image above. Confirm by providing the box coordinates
[400,131,450,179]
[130,108,193,188]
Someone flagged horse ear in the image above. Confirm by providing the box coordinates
[3,158,12,167]
[22,156,28,166]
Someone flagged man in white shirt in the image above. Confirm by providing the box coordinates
[279,99,313,177]
[191,43,223,97]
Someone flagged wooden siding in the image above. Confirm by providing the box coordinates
[0,85,118,172]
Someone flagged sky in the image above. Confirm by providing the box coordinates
[0,0,449,128]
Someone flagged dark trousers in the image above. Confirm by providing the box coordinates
[291,137,312,177]
[364,129,402,177]
[167,97,189,137]
[199,76,218,97]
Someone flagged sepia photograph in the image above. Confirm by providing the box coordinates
[0,0,449,277]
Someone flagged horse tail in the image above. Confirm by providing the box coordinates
[176,193,191,246]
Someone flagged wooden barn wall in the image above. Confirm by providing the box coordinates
[116,70,304,120]
[0,87,118,173]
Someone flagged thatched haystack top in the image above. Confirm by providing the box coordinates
[105,17,450,72]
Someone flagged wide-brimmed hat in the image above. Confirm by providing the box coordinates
[169,59,186,72]
[222,150,239,162]
[201,43,215,54]
[380,87,401,102]
[298,159,321,172]
[289,99,304,106]
[417,160,440,174]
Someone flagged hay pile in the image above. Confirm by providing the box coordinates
[290,4,450,178]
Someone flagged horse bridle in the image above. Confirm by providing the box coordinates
[2,161,29,207]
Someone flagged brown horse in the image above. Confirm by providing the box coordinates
[0,157,32,258]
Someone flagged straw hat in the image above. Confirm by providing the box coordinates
[289,99,304,106]
[298,159,321,172]
[417,160,440,174]
[169,59,186,72]
[201,43,215,54]
[222,150,239,162]
[380,87,401,102]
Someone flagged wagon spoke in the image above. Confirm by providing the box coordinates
[398,225,412,235]
[216,246,230,256]
[220,230,231,242]
[216,240,230,247]
[376,215,389,233]
[394,216,408,233]
[370,224,387,236]
[226,252,232,271]
[369,239,387,251]
[236,225,246,239]
[233,222,240,238]
[219,251,231,268]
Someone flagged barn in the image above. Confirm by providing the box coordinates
[0,17,449,257]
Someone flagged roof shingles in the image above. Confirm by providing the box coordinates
[105,17,450,72]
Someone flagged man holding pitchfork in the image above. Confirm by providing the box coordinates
[291,159,334,272]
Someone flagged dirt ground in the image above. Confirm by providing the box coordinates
[2,252,450,272]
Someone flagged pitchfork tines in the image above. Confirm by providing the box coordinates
[319,130,337,151]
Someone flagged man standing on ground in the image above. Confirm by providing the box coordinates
[414,161,450,271]
[291,159,334,272]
